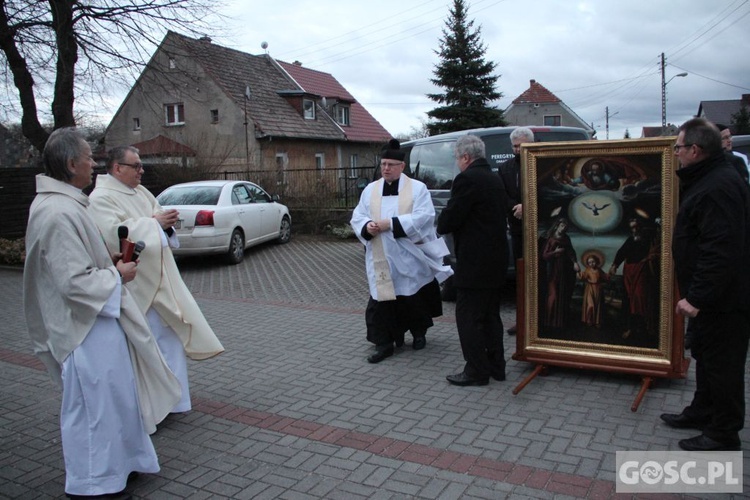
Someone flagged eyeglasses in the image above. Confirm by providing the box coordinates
[673,144,693,152]
[118,162,144,170]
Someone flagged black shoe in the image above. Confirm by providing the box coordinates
[660,413,707,430]
[491,373,506,381]
[413,336,426,350]
[506,324,517,335]
[367,347,394,364]
[446,372,489,386]
[395,334,405,348]
[678,434,740,451]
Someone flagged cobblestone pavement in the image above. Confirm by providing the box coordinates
[1,235,748,499]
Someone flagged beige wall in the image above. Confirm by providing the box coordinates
[505,102,586,129]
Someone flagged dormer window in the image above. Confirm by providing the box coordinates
[335,105,350,126]
[303,98,315,120]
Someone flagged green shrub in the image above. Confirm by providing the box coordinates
[0,238,25,266]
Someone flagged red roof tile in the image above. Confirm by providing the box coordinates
[512,79,561,105]
[277,61,391,143]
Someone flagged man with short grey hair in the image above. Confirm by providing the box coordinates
[24,128,180,497]
[498,127,534,335]
[437,134,509,386]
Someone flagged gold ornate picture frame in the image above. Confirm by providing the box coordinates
[513,138,689,401]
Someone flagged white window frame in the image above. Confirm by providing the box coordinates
[315,153,325,170]
[168,57,176,69]
[132,117,141,131]
[165,103,185,126]
[303,98,315,120]
[336,105,350,126]
[275,152,288,185]
[210,109,219,124]
[349,154,358,178]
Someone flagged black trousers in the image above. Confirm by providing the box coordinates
[455,287,505,379]
[365,279,441,348]
[684,310,750,443]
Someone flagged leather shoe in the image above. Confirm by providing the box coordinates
[446,372,489,386]
[491,373,506,381]
[660,413,707,430]
[413,336,426,350]
[506,324,517,335]
[678,434,740,452]
[367,347,394,364]
[394,334,404,348]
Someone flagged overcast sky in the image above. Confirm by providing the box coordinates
[211,0,750,140]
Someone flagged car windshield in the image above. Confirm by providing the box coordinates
[158,186,222,205]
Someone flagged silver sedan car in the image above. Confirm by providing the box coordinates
[156,180,291,264]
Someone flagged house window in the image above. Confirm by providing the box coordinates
[169,58,176,69]
[336,105,350,126]
[210,109,219,124]
[133,118,141,131]
[544,115,561,126]
[315,153,324,170]
[303,99,315,120]
[165,103,185,125]
[349,154,358,178]
[275,153,288,185]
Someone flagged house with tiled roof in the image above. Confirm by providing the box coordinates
[503,79,594,136]
[104,31,392,173]
[696,94,750,133]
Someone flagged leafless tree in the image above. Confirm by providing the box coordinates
[0,0,222,153]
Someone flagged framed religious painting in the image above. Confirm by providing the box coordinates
[513,138,689,384]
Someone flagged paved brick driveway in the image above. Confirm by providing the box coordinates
[0,234,747,499]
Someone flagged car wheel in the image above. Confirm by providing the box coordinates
[226,229,245,264]
[277,216,291,244]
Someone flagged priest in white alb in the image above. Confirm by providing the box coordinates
[351,139,452,363]
[24,128,181,498]
[90,146,224,414]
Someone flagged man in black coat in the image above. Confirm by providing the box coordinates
[498,127,534,335]
[661,118,750,451]
[437,134,509,386]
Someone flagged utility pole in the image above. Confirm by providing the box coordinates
[661,53,667,131]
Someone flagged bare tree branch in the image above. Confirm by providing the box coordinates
[0,0,224,152]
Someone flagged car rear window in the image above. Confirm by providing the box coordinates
[157,186,222,205]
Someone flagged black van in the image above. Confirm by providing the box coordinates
[400,125,592,298]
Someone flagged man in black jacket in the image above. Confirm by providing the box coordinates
[437,134,509,386]
[661,118,750,451]
[498,127,534,335]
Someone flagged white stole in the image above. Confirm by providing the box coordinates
[370,176,413,301]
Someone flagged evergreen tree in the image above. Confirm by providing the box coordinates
[426,0,504,135]
[731,104,750,135]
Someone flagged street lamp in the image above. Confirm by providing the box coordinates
[661,71,688,131]
[606,106,619,140]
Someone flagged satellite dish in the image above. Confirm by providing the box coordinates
[261,41,268,50]
[321,97,327,108]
